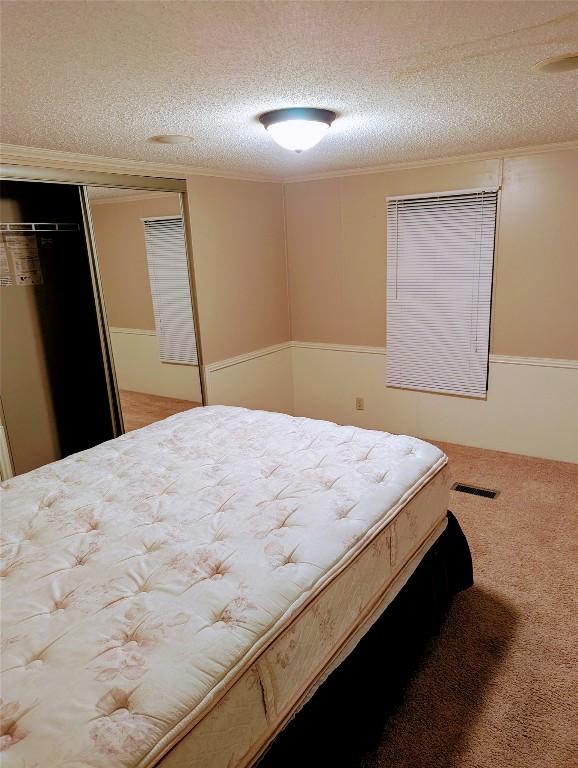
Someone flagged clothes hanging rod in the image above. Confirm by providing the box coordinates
[0,222,80,232]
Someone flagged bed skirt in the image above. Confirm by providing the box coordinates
[258,511,473,767]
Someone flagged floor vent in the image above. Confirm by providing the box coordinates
[452,483,499,499]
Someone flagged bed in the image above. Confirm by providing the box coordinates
[0,405,472,767]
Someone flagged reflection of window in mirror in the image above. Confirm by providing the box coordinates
[86,187,203,433]
[142,216,198,366]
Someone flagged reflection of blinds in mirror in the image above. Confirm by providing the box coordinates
[143,217,198,366]
[386,189,498,398]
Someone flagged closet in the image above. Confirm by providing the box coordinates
[0,173,202,478]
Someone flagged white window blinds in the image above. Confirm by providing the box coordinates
[142,216,198,366]
[386,189,498,398]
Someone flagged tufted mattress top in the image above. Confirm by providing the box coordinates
[1,406,447,767]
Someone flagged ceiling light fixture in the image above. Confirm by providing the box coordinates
[259,108,336,152]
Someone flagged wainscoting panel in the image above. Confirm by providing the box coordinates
[109,327,202,402]
[204,343,294,415]
[199,341,576,461]
[291,343,578,463]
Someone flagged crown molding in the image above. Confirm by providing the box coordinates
[0,143,281,184]
[2,138,576,188]
[282,139,578,184]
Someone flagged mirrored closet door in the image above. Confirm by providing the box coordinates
[0,174,203,479]
[0,179,118,476]
[85,186,203,433]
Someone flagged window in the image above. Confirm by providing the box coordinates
[142,216,198,366]
[386,188,498,398]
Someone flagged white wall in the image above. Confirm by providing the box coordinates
[291,343,578,463]
[110,327,202,402]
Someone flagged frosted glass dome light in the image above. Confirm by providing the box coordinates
[259,108,336,153]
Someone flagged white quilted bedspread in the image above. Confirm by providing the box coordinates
[0,406,445,767]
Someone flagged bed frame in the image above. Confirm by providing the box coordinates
[259,511,473,767]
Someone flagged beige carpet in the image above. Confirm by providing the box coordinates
[118,390,201,432]
[359,442,578,768]
[260,442,577,768]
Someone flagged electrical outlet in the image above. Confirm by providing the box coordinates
[355,397,365,411]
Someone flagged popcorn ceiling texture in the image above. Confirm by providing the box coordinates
[1,1,577,179]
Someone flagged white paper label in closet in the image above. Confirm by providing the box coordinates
[0,238,11,286]
[5,234,43,286]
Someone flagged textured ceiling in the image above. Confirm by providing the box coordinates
[1,1,577,180]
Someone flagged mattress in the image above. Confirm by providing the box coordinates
[0,406,449,768]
